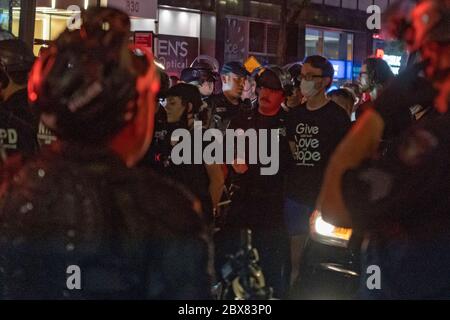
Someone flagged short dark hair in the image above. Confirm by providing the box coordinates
[303,55,335,88]
[364,57,394,86]
[166,83,203,114]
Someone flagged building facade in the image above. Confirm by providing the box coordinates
[215,0,400,86]
[1,0,404,81]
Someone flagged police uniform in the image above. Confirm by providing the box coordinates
[0,143,212,299]
[342,110,450,299]
[207,61,251,132]
[37,121,58,147]
[0,89,39,161]
[0,7,213,300]
[206,93,252,132]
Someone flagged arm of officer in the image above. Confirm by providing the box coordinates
[316,108,384,228]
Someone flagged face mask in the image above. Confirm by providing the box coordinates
[222,77,232,92]
[300,80,318,98]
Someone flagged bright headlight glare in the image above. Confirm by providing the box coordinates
[310,210,352,248]
[154,60,165,70]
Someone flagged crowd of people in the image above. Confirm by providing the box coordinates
[0,0,449,299]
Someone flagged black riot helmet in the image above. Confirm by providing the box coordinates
[256,65,293,96]
[181,55,220,85]
[28,7,160,144]
[181,64,219,85]
[0,39,35,88]
[285,63,302,87]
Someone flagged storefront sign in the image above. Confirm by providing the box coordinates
[156,34,199,76]
[134,31,154,51]
[107,0,157,19]
[329,60,354,80]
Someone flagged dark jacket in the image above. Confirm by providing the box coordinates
[0,89,39,162]
[0,143,212,299]
[206,93,252,132]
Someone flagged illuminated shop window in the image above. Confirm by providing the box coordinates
[0,0,9,31]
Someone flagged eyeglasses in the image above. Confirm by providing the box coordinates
[298,74,325,81]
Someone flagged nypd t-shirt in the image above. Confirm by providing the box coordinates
[286,100,351,206]
[0,109,38,160]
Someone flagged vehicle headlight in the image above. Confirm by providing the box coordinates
[309,210,352,248]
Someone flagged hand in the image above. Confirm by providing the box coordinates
[232,158,248,174]
[316,109,385,228]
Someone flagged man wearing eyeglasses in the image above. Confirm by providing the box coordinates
[284,55,351,285]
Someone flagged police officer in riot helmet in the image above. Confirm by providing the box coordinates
[0,39,39,162]
[181,58,219,99]
[317,0,450,299]
[180,57,220,128]
[0,7,212,299]
[156,83,224,223]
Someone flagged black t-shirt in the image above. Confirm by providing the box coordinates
[158,127,213,222]
[286,100,351,206]
[227,107,291,230]
[0,89,39,161]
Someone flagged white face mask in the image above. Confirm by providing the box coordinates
[300,79,319,98]
[222,78,232,92]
